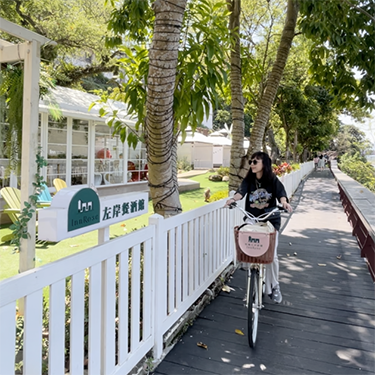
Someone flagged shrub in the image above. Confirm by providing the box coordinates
[209,190,228,202]
[338,153,375,192]
[209,174,223,181]
[273,162,293,176]
[216,166,229,177]
[177,157,192,172]
[291,163,300,171]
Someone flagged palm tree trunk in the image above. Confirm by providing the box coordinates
[247,0,299,157]
[146,0,187,217]
[293,129,298,162]
[227,0,247,192]
[263,124,268,153]
[268,127,280,163]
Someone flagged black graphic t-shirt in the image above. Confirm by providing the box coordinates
[236,174,288,231]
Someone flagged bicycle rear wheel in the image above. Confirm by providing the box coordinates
[247,268,259,348]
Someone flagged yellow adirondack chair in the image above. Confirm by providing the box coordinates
[53,178,67,192]
[0,187,41,242]
[1,187,21,225]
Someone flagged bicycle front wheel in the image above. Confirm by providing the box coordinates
[247,268,259,348]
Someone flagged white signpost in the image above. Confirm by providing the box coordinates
[38,186,148,242]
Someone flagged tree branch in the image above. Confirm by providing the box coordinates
[14,0,44,35]
[340,0,375,23]
[56,63,118,86]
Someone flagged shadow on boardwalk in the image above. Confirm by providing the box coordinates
[153,169,375,375]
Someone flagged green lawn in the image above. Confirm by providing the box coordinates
[0,172,228,280]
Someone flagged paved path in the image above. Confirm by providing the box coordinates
[178,170,210,178]
[153,169,375,375]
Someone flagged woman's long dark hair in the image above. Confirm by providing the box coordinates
[247,151,274,182]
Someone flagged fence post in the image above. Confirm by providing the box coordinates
[228,191,237,267]
[149,214,167,360]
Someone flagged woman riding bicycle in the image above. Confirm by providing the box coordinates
[225,151,293,303]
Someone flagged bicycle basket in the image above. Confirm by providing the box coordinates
[234,222,276,264]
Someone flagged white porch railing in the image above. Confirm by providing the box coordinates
[0,161,313,375]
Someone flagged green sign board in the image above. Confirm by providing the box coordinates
[68,188,100,232]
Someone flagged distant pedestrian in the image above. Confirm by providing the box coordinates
[318,155,325,171]
[313,154,319,170]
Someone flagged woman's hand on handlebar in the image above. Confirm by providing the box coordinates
[224,197,236,208]
[282,202,293,213]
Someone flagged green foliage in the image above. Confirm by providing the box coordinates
[209,190,228,202]
[97,0,231,148]
[275,83,339,156]
[10,150,48,253]
[333,124,372,157]
[0,63,60,174]
[212,103,252,136]
[0,66,23,174]
[338,153,375,192]
[299,0,375,110]
[91,44,149,146]
[1,0,114,86]
[216,166,230,177]
[177,157,192,172]
[105,0,154,45]
[290,163,300,171]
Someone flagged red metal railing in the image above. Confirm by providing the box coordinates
[338,183,375,281]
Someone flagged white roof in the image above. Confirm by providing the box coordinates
[179,130,251,148]
[208,137,232,146]
[39,86,136,125]
[178,131,212,144]
[209,131,226,137]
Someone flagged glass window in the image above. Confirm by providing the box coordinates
[94,124,125,186]
[71,119,89,185]
[46,116,67,186]
[128,142,148,182]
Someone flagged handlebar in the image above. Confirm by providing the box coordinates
[228,201,288,223]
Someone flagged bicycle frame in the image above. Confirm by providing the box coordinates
[229,202,285,347]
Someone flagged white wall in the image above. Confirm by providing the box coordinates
[177,143,193,165]
[222,146,231,167]
[193,143,213,169]
[212,146,223,166]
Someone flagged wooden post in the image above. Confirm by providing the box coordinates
[19,39,41,274]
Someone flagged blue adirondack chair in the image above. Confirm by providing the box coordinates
[37,183,52,207]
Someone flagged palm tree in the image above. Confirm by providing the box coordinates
[227,0,246,193]
[247,0,299,157]
[146,0,187,217]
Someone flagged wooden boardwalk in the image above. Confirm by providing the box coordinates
[152,169,375,375]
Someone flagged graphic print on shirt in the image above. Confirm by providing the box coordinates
[249,188,272,209]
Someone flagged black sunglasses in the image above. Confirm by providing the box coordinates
[249,159,259,165]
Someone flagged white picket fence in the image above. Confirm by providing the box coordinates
[0,161,313,375]
[279,161,313,199]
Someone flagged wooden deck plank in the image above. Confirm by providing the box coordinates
[152,170,375,375]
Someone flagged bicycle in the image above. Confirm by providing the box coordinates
[229,202,287,348]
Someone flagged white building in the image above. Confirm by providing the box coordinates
[208,131,232,167]
[0,86,148,197]
[177,130,214,169]
[177,128,250,169]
